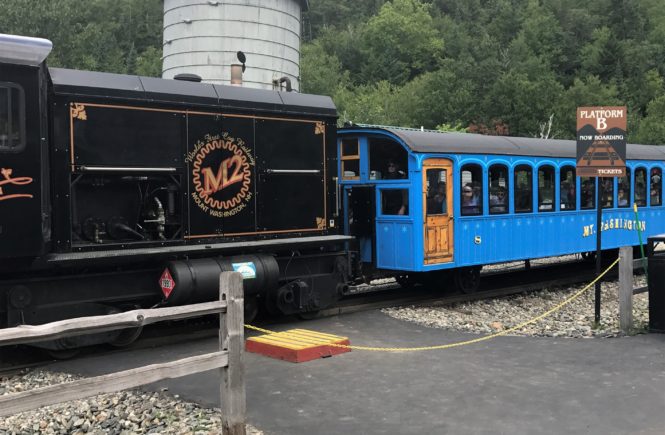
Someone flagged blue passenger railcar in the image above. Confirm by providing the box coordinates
[338,126,665,291]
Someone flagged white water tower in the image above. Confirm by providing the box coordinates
[162,0,307,91]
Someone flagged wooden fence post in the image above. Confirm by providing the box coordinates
[619,246,633,333]
[219,271,246,435]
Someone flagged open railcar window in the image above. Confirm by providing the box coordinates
[514,165,533,213]
[560,166,576,211]
[0,83,25,152]
[650,167,662,206]
[461,164,483,216]
[635,168,647,207]
[618,168,631,208]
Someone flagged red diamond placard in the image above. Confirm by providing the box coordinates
[159,268,175,299]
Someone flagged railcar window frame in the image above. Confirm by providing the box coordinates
[600,177,614,209]
[340,137,360,180]
[635,167,647,207]
[580,177,596,210]
[488,164,509,215]
[650,167,662,206]
[514,164,533,214]
[537,165,555,212]
[0,82,26,153]
[618,167,631,208]
[460,164,483,216]
[559,165,576,211]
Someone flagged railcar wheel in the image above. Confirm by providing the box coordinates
[454,267,481,294]
[581,251,596,262]
[395,274,416,288]
[46,348,81,360]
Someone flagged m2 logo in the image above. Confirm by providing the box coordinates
[201,155,245,195]
[0,168,33,202]
[188,133,255,218]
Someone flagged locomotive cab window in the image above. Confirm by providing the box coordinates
[581,177,596,209]
[489,164,508,214]
[537,165,554,212]
[368,137,408,181]
[340,138,360,180]
[635,168,647,207]
[514,165,533,213]
[650,167,662,206]
[0,83,25,151]
[560,166,576,211]
[461,164,482,216]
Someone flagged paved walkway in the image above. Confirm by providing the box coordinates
[50,310,665,435]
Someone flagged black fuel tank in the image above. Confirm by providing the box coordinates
[164,254,279,305]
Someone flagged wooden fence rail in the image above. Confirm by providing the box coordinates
[618,246,648,333]
[0,271,246,435]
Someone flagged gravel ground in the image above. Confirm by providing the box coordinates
[0,370,263,435]
[383,275,649,338]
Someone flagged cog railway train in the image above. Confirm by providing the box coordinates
[1,34,664,350]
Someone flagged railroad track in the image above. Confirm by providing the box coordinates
[0,257,618,374]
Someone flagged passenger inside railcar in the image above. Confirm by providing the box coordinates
[382,160,408,215]
[427,181,447,214]
[489,187,507,213]
[601,178,614,208]
[581,178,596,209]
[462,183,480,214]
[618,186,628,207]
[618,168,631,208]
[651,168,662,205]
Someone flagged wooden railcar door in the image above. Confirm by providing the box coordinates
[423,159,453,264]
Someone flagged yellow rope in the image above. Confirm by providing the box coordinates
[245,257,620,352]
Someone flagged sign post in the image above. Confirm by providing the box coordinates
[576,106,627,325]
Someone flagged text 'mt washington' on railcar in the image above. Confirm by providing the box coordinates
[0,34,352,351]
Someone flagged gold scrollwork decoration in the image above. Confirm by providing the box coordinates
[315,122,325,135]
[316,217,326,230]
[70,103,87,121]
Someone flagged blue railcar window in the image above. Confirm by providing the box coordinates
[426,168,448,215]
[560,166,576,211]
[381,189,408,215]
[601,178,614,209]
[340,138,360,180]
[0,83,25,152]
[618,168,631,207]
[537,166,555,212]
[581,177,596,209]
[635,168,647,207]
[461,164,482,215]
[650,168,662,206]
[514,165,532,213]
[489,165,508,214]
[368,137,407,181]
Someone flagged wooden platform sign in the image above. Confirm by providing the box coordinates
[576,106,627,177]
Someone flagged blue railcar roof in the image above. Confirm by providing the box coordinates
[340,126,665,161]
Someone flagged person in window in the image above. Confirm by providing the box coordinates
[462,182,480,214]
[651,186,661,205]
[618,186,628,207]
[383,160,407,215]
[428,182,447,214]
[489,187,507,212]
[384,159,405,180]
[561,182,575,209]
[601,179,613,207]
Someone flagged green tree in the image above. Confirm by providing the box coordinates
[359,0,444,85]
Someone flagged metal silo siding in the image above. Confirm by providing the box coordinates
[163,0,302,90]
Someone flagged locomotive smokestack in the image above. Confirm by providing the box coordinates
[230,64,243,86]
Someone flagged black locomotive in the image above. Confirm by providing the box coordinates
[0,34,351,349]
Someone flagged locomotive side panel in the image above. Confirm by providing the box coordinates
[0,64,48,260]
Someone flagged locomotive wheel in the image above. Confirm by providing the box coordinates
[454,267,481,294]
[244,295,260,324]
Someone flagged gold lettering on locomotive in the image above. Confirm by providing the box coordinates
[190,133,255,217]
[0,168,33,201]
